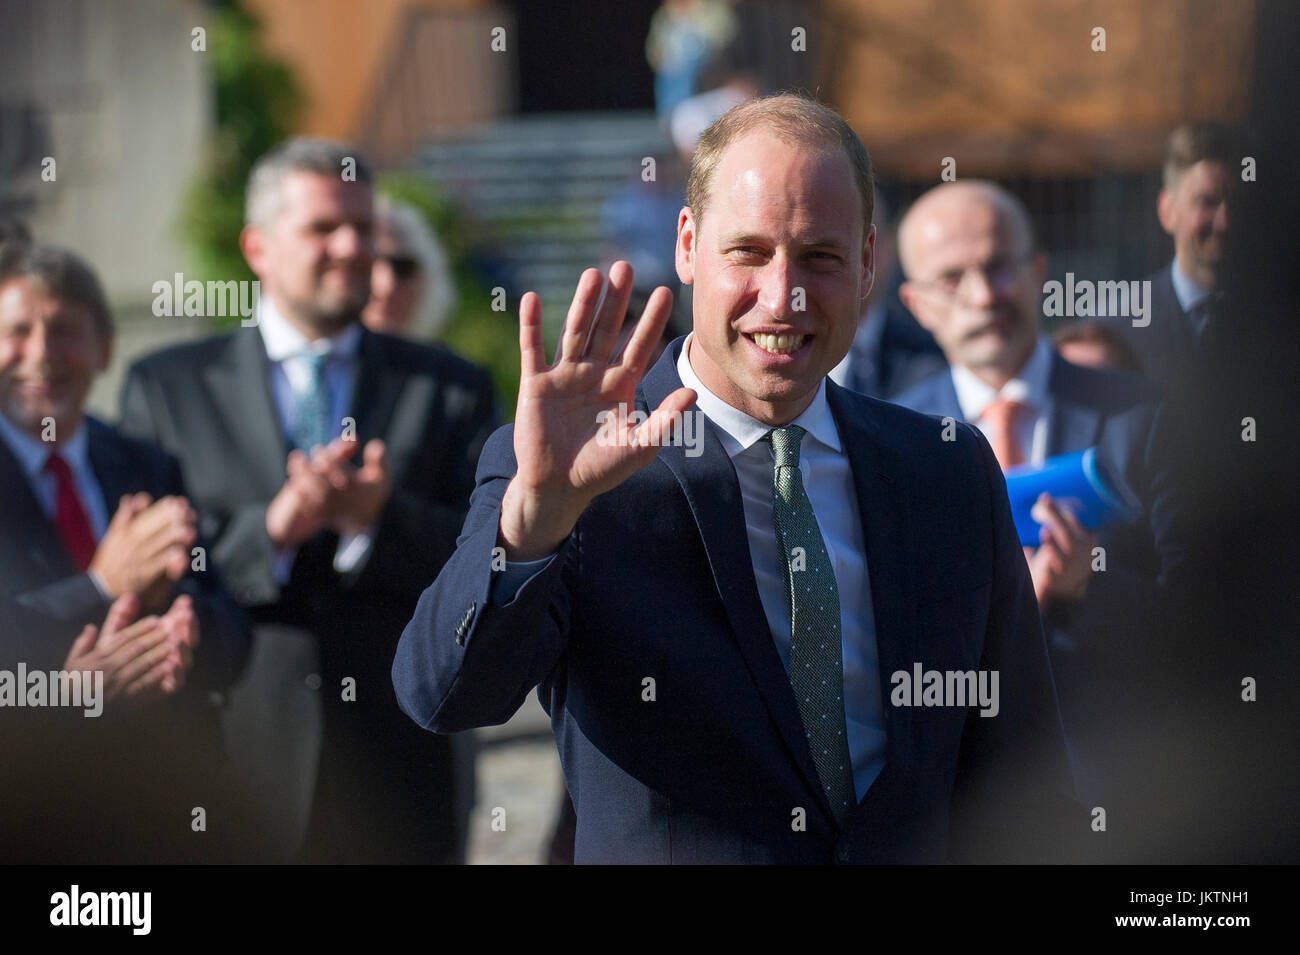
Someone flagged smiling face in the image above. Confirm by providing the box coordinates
[1158,160,1231,290]
[0,277,110,440]
[241,170,374,338]
[675,130,874,425]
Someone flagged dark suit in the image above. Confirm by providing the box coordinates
[119,325,499,863]
[840,302,947,400]
[393,336,1080,864]
[1113,265,1198,389]
[0,416,252,862]
[894,354,1165,819]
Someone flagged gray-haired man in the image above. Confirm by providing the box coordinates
[120,138,498,863]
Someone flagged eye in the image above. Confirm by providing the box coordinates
[729,246,767,261]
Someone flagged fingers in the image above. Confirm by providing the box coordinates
[361,439,387,477]
[633,387,698,451]
[519,291,546,378]
[557,269,606,367]
[64,624,100,668]
[120,653,183,703]
[106,628,177,698]
[100,593,142,640]
[310,445,351,492]
[584,261,635,364]
[613,285,674,379]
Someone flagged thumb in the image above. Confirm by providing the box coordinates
[68,623,101,659]
[286,449,310,479]
[101,592,141,638]
[362,439,387,474]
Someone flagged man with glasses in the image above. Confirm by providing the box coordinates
[893,181,1167,836]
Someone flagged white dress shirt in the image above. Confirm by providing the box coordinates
[951,335,1054,467]
[256,297,371,576]
[0,410,112,596]
[1170,256,1211,315]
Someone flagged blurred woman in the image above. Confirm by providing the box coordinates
[362,196,456,341]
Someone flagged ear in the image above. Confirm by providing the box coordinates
[1156,187,1176,236]
[239,224,267,280]
[898,280,937,335]
[1029,250,1048,287]
[859,224,877,303]
[675,207,697,285]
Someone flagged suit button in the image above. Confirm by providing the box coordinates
[305,674,322,690]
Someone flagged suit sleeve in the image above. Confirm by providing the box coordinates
[345,373,500,600]
[156,454,253,692]
[119,361,283,607]
[947,426,1087,863]
[392,424,577,733]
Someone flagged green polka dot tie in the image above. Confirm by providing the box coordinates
[293,351,332,453]
[766,425,856,821]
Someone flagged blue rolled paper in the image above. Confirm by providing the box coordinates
[1003,447,1141,547]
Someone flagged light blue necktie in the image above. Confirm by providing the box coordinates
[767,424,856,821]
[292,351,333,452]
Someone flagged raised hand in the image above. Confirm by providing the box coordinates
[499,261,696,560]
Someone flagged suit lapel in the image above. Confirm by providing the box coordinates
[1045,355,1102,457]
[927,373,965,424]
[0,429,78,578]
[203,328,292,496]
[87,418,133,516]
[640,339,832,817]
[349,330,408,454]
[825,383,920,780]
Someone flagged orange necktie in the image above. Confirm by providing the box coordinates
[982,398,1026,470]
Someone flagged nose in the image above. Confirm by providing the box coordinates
[1214,199,1230,232]
[371,259,395,299]
[757,254,797,319]
[958,266,997,308]
[330,223,372,262]
[23,320,51,364]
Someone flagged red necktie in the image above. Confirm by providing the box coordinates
[44,453,97,571]
[982,398,1026,470]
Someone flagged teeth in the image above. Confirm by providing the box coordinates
[751,332,806,354]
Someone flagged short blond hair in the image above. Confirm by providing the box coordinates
[686,92,875,233]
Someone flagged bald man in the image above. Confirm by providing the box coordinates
[893,181,1168,819]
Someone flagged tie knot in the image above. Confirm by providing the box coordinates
[982,397,1023,428]
[44,452,72,481]
[766,424,806,469]
[300,350,329,373]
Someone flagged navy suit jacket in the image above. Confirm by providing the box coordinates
[894,354,1166,808]
[0,415,250,687]
[394,337,1080,864]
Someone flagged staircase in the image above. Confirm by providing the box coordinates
[412,111,673,323]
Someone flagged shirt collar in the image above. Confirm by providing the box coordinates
[675,332,842,459]
[951,334,1053,421]
[1170,257,1210,314]
[0,410,92,482]
[256,295,363,363]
